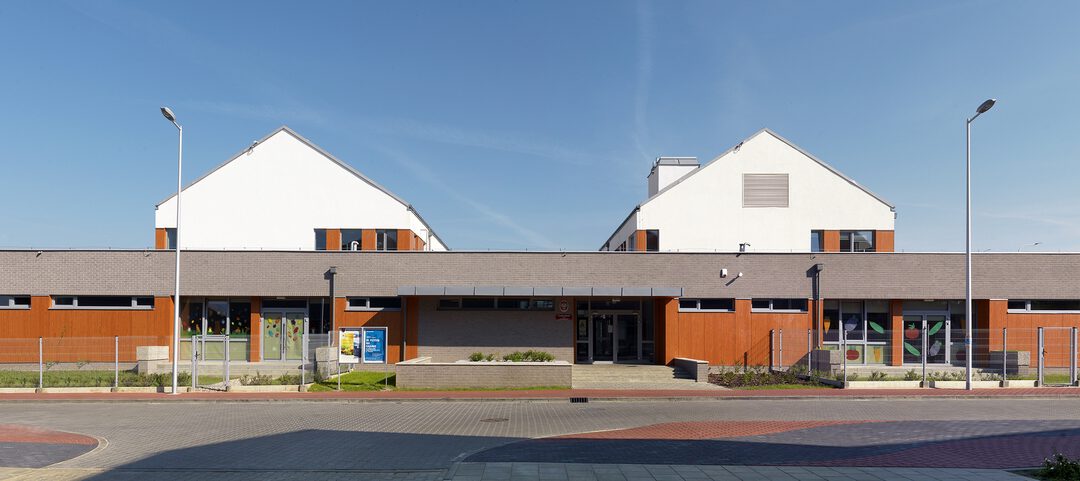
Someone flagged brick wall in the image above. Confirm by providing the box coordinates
[415,298,573,362]
[395,358,571,389]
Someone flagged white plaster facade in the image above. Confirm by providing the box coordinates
[155,127,447,251]
[603,129,895,252]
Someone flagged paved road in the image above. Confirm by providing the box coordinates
[0,398,1075,479]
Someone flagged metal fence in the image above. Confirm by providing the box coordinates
[0,335,326,390]
[770,327,1080,387]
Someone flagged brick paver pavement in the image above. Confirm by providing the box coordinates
[448,463,1032,481]
[0,425,98,469]
[0,398,1075,479]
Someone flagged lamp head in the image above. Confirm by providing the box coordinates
[976,99,996,114]
[160,107,176,122]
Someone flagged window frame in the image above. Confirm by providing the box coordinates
[1008,300,1080,313]
[810,230,824,253]
[645,230,660,252]
[750,298,808,313]
[0,296,31,310]
[677,298,735,312]
[839,230,876,253]
[345,297,402,311]
[50,295,155,310]
[376,229,398,251]
[436,297,555,311]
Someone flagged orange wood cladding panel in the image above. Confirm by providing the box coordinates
[991,300,1080,369]
[249,297,262,362]
[414,234,426,251]
[397,229,414,251]
[889,300,904,366]
[634,231,647,252]
[325,229,342,251]
[154,228,167,249]
[662,299,814,366]
[823,231,840,252]
[876,230,895,252]
[0,296,174,363]
[361,230,377,251]
[335,297,408,363]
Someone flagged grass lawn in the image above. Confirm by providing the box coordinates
[308,371,395,392]
[0,370,223,388]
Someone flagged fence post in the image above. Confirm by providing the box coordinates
[114,336,119,389]
[769,329,775,371]
[842,330,848,387]
[336,357,341,391]
[224,336,230,391]
[779,328,784,370]
[807,329,813,377]
[301,331,307,386]
[1037,327,1044,387]
[1072,327,1078,386]
[1002,327,1008,383]
[921,320,927,387]
[38,337,43,390]
[191,336,197,391]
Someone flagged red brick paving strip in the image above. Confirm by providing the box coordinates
[0,387,1078,401]
[555,420,874,440]
[0,424,97,445]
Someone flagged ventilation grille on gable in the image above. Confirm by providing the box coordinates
[742,173,789,208]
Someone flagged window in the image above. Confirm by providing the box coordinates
[645,230,659,252]
[314,229,327,250]
[615,241,626,252]
[51,296,154,309]
[206,300,228,335]
[751,298,808,312]
[839,231,875,252]
[346,297,401,310]
[678,298,735,312]
[0,296,30,309]
[376,229,398,251]
[628,234,637,252]
[823,300,890,365]
[742,173,789,208]
[309,299,330,334]
[261,299,308,309]
[438,297,554,310]
[341,229,362,251]
[229,301,251,337]
[810,231,824,252]
[1009,300,1080,312]
[165,228,177,250]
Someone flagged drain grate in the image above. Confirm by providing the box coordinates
[479,417,509,423]
[570,397,589,403]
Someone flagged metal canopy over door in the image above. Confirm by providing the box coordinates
[261,310,306,361]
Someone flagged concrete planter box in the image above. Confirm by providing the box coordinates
[229,384,303,392]
[396,357,571,389]
[928,380,1002,389]
[1002,380,1037,388]
[845,380,923,389]
[671,357,709,382]
[114,386,189,393]
[40,386,117,394]
[0,388,37,394]
[988,351,1031,376]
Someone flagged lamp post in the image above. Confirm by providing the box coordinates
[1017,242,1041,252]
[161,107,182,395]
[966,98,995,390]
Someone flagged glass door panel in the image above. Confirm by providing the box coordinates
[262,313,282,361]
[616,314,639,361]
[902,315,923,364]
[592,314,614,361]
[926,315,947,363]
[284,313,305,360]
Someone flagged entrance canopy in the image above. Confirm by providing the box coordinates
[396,286,684,297]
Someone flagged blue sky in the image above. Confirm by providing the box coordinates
[1,1,1079,251]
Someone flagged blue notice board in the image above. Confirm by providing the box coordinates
[362,328,387,364]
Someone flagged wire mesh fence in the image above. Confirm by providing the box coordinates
[771,326,1080,387]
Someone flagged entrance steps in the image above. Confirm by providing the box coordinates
[571,364,723,390]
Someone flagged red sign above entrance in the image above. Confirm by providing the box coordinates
[555,298,572,321]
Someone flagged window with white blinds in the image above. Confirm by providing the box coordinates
[742,173,789,207]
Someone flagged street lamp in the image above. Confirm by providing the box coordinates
[966,98,995,390]
[1017,242,1041,252]
[161,107,182,395]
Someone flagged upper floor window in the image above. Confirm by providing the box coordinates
[0,296,30,309]
[165,228,177,250]
[376,229,398,251]
[751,298,808,312]
[646,230,659,252]
[628,233,637,251]
[346,297,402,311]
[314,229,327,250]
[341,229,362,251]
[678,298,735,312]
[839,231,875,252]
[810,231,824,252]
[52,296,154,310]
[615,241,626,252]
[1008,300,1080,313]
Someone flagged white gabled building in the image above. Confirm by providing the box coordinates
[602,128,895,253]
[155,126,447,251]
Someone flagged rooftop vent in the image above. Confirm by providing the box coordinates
[647,157,699,198]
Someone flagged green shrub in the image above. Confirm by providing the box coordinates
[484,353,496,362]
[904,369,920,381]
[468,352,484,362]
[869,371,887,381]
[1036,452,1080,480]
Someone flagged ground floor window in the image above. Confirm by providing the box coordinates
[574,298,653,364]
[822,300,890,365]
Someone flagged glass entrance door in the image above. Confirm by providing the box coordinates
[262,310,306,361]
[616,313,641,361]
[902,314,949,364]
[592,313,614,361]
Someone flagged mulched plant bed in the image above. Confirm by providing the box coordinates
[708,367,831,389]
